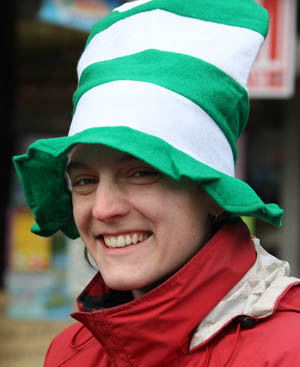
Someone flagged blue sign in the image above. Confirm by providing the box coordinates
[38,0,122,31]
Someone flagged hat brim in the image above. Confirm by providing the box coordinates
[13,126,283,239]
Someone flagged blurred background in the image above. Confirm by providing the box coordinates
[0,0,299,366]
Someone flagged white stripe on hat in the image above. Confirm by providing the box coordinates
[78,10,264,88]
[69,81,235,177]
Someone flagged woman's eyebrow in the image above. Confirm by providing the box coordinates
[65,153,142,174]
[65,161,90,175]
[119,152,140,163]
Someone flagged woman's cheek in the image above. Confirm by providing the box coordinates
[129,190,166,222]
[72,198,90,233]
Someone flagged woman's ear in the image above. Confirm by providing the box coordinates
[207,196,230,226]
[198,187,227,221]
[207,196,225,217]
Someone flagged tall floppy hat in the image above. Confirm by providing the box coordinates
[13,0,283,239]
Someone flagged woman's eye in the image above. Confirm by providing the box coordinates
[74,178,96,186]
[71,177,98,193]
[129,169,160,184]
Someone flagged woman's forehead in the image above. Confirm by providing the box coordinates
[68,143,144,169]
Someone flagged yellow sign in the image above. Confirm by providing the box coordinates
[10,208,52,272]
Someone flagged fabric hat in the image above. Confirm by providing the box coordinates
[13,0,284,239]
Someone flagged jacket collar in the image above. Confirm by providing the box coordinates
[72,220,256,366]
[190,237,300,350]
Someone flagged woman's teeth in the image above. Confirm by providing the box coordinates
[103,233,150,248]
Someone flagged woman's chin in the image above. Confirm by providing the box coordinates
[103,274,159,298]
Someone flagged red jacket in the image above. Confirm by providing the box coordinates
[45,221,300,366]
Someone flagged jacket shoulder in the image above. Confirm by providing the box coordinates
[253,309,300,365]
[44,321,108,367]
[243,285,300,365]
[266,284,300,353]
[224,285,300,367]
[277,282,300,312]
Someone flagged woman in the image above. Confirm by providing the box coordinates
[14,0,300,366]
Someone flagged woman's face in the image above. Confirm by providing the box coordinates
[68,144,215,298]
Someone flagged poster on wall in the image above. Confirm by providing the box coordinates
[5,207,72,320]
[38,0,122,31]
[249,0,297,98]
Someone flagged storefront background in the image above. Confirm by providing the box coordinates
[0,1,299,365]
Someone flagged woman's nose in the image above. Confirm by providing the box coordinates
[91,180,130,222]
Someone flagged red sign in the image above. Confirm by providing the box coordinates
[249,0,297,98]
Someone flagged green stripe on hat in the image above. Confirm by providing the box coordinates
[73,50,249,162]
[86,0,269,47]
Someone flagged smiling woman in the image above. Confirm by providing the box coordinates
[12,0,300,366]
[67,144,216,298]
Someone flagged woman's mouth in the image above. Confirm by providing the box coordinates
[103,232,151,248]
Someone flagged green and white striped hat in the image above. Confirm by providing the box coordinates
[14,0,283,239]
